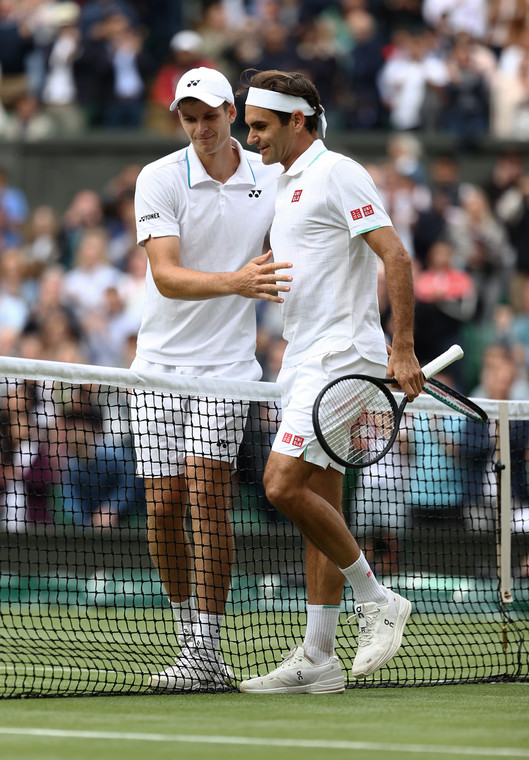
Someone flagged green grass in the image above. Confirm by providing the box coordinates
[1,606,527,696]
[0,684,528,760]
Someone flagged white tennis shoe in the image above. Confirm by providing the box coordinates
[148,646,234,692]
[239,645,345,694]
[351,589,412,678]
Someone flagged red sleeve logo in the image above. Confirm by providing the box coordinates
[282,432,292,443]
[362,204,374,216]
[292,436,304,447]
[292,190,303,202]
[350,208,362,221]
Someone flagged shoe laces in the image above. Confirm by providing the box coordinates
[347,604,380,648]
[277,646,305,669]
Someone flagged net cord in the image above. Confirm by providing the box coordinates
[0,356,280,404]
[0,356,527,420]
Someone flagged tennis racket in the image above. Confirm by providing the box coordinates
[312,344,485,469]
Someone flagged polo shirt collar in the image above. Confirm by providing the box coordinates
[283,139,327,177]
[186,138,257,188]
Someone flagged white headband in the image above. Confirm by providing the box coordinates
[246,87,327,138]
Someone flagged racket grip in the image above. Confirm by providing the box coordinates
[421,344,464,380]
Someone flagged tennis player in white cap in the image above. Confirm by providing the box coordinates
[131,66,290,692]
[238,69,423,693]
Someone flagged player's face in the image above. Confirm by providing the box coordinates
[178,100,236,156]
[245,105,299,170]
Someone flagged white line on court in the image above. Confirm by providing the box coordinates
[0,727,527,757]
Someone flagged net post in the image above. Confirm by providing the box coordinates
[496,401,513,606]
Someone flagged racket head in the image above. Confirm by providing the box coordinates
[312,374,401,468]
[422,377,488,422]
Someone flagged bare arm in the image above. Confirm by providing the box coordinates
[145,236,292,303]
[362,226,423,399]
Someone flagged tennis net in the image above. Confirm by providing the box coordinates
[0,356,527,697]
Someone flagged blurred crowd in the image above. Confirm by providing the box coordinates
[0,1,528,565]
[1,0,529,140]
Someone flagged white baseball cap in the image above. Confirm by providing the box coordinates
[169,67,234,111]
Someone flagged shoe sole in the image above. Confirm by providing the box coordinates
[352,596,412,678]
[147,675,232,692]
[239,675,345,694]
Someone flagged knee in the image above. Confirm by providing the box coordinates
[263,468,291,509]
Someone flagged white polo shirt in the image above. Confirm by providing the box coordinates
[134,138,280,366]
[270,139,391,369]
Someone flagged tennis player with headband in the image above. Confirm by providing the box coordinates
[238,69,424,693]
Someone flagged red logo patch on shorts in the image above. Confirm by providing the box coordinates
[282,432,292,443]
[292,436,304,447]
[350,208,362,221]
[292,189,303,202]
[362,204,374,216]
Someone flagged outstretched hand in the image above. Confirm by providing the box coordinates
[236,250,293,303]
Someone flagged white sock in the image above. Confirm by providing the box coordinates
[303,604,341,665]
[170,598,198,637]
[194,613,223,653]
[340,553,389,605]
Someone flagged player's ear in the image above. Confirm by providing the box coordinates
[290,110,305,133]
[227,103,237,124]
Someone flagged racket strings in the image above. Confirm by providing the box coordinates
[318,378,397,466]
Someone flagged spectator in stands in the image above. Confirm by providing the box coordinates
[377,27,449,131]
[0,381,56,530]
[0,92,57,140]
[339,8,385,129]
[82,284,140,367]
[442,34,491,145]
[60,401,144,528]
[471,342,529,401]
[0,165,29,246]
[0,246,35,333]
[422,0,488,42]
[407,410,466,521]
[494,168,529,315]
[105,190,137,269]
[447,184,515,324]
[22,205,61,277]
[294,17,340,119]
[462,343,529,534]
[101,13,156,129]
[73,9,139,127]
[58,189,106,269]
[118,245,147,324]
[412,188,451,268]
[147,30,217,136]
[40,2,85,135]
[195,1,239,81]
[413,239,477,378]
[62,227,125,326]
[428,154,462,207]
[0,0,33,109]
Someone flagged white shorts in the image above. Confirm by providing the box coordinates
[129,357,261,478]
[272,348,387,473]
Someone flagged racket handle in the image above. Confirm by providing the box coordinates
[421,344,464,380]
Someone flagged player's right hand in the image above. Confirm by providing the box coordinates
[236,250,293,302]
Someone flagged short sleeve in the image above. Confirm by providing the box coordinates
[134,165,181,246]
[327,158,393,238]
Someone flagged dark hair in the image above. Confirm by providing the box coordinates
[237,69,322,134]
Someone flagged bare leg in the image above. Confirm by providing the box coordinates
[144,475,192,602]
[305,466,346,606]
[186,457,234,616]
[264,451,361,570]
